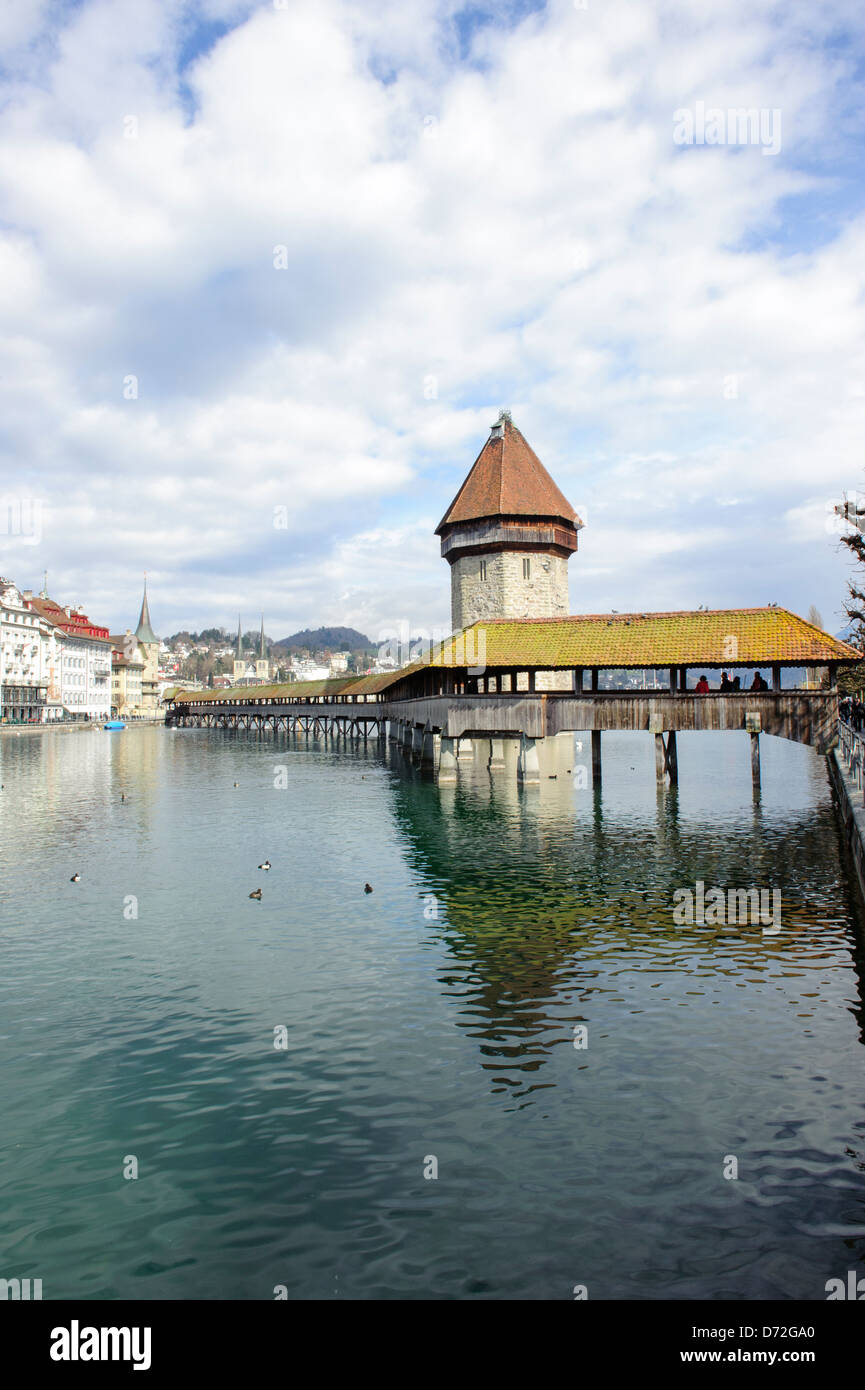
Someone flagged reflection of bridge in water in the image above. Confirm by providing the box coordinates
[380,736,865,1105]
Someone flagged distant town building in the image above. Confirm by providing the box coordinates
[232,615,271,684]
[292,660,331,682]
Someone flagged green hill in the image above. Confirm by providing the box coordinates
[273,626,376,654]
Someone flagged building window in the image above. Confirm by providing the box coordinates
[479,560,487,581]
[522,557,531,580]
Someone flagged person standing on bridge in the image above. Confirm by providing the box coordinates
[695,675,710,693]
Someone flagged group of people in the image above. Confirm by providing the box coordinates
[692,671,769,694]
[840,696,865,730]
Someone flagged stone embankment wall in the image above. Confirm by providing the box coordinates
[828,746,865,903]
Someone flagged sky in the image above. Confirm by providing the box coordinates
[1,0,864,644]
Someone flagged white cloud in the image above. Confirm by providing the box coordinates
[0,0,863,637]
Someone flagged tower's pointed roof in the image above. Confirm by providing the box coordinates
[135,581,158,645]
[259,615,266,659]
[236,616,243,659]
[436,412,580,534]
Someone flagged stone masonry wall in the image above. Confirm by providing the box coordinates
[451,550,570,631]
[450,549,572,692]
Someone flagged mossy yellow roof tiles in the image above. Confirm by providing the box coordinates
[343,671,406,694]
[166,677,355,704]
[164,671,408,704]
[427,609,861,669]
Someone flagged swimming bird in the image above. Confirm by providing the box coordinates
[70,872,81,882]
[233,782,239,788]
[249,888,262,900]
[258,860,271,870]
[364,883,373,894]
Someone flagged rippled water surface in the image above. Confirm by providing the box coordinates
[1,724,864,1300]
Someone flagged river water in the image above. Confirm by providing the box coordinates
[1,724,863,1299]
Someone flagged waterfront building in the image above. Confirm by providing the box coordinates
[0,579,49,722]
[27,592,112,721]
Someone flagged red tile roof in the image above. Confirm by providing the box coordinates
[436,416,581,532]
[28,595,111,642]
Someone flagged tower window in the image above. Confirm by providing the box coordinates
[522,557,531,580]
[479,560,487,581]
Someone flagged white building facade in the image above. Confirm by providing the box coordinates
[59,636,112,720]
[0,579,48,722]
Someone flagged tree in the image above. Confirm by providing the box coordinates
[840,529,865,691]
[805,606,824,690]
[806,604,823,630]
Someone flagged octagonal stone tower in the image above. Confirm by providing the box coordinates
[436,411,582,633]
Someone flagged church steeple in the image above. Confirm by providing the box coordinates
[236,616,243,660]
[259,615,266,660]
[135,575,158,645]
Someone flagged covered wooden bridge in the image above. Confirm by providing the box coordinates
[163,607,861,786]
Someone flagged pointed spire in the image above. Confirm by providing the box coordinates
[236,615,243,660]
[259,614,265,660]
[436,414,580,532]
[135,574,158,644]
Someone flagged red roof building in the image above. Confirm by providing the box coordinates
[28,595,110,642]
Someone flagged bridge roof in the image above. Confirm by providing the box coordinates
[427,608,862,670]
[345,671,406,694]
[163,671,406,704]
